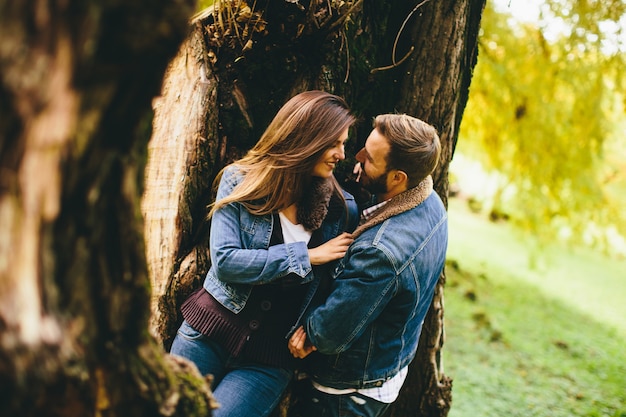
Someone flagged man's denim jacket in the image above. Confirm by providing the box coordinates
[303,176,448,389]
[203,165,359,316]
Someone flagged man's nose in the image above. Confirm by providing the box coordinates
[355,148,365,162]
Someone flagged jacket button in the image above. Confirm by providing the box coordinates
[249,320,260,330]
[260,300,272,311]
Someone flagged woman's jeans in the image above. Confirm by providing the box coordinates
[170,321,292,417]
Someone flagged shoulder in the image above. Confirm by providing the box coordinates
[341,188,356,202]
[401,193,447,229]
[419,192,448,226]
[342,188,358,212]
[356,198,446,247]
[339,188,359,231]
[219,164,245,191]
[222,164,243,181]
[424,189,446,209]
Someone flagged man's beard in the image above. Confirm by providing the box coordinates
[362,171,388,195]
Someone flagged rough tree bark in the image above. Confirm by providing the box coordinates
[144,0,485,416]
[0,1,217,416]
[142,24,219,347]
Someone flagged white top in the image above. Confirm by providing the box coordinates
[312,366,409,403]
[278,212,312,244]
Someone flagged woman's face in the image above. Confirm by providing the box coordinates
[311,127,349,178]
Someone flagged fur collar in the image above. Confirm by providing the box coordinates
[297,177,334,230]
[353,176,433,238]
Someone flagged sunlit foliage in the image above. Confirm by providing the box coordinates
[458,1,626,257]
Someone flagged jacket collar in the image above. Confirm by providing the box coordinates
[353,175,433,238]
[297,177,334,231]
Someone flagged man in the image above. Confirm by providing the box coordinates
[288,114,448,417]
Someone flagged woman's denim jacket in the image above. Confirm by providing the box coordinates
[303,179,448,389]
[203,165,359,318]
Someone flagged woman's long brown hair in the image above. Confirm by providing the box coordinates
[209,90,356,217]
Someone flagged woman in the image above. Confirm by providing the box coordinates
[169,90,359,417]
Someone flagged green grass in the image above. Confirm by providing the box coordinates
[444,197,626,417]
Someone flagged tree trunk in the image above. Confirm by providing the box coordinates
[145,1,485,416]
[385,2,486,415]
[0,1,216,416]
[142,23,219,349]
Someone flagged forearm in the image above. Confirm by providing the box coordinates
[213,241,312,284]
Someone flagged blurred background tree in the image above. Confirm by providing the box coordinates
[454,0,626,259]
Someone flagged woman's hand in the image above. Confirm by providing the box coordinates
[308,232,353,265]
[288,326,317,358]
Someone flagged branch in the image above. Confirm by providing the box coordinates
[371,0,432,73]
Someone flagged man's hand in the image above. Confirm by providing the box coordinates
[353,161,362,183]
[288,326,317,358]
[341,162,371,206]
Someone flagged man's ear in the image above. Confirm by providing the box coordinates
[390,169,408,186]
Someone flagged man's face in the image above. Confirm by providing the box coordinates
[354,128,391,197]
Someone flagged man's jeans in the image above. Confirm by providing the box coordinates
[292,379,390,417]
[170,320,292,417]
